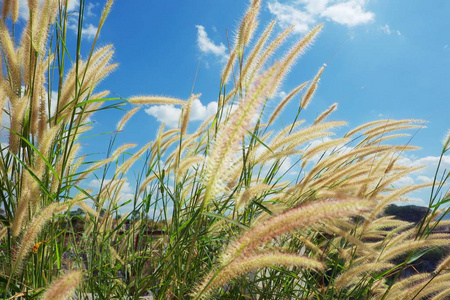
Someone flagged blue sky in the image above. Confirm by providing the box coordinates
[101,0,449,204]
[94,0,449,152]
[3,0,450,208]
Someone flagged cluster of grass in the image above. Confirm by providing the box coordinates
[0,0,449,299]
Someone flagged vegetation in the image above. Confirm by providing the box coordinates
[0,0,449,299]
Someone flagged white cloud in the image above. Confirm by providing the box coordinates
[400,196,427,206]
[392,175,415,188]
[321,1,374,26]
[16,0,79,20]
[417,175,433,183]
[399,155,450,178]
[378,24,392,35]
[6,0,97,40]
[80,23,98,39]
[195,25,228,60]
[67,17,98,40]
[190,99,218,121]
[145,105,182,129]
[144,99,220,129]
[18,0,30,20]
[48,91,59,117]
[0,108,10,145]
[66,0,80,12]
[268,2,315,33]
[267,0,374,34]
[275,90,287,99]
[300,0,331,14]
[60,1,98,40]
[395,154,450,205]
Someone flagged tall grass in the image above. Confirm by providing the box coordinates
[0,0,449,299]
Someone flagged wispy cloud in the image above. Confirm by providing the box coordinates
[268,0,374,34]
[399,155,450,181]
[67,15,99,40]
[80,23,98,40]
[378,24,401,36]
[195,25,228,61]
[268,2,315,34]
[87,2,98,17]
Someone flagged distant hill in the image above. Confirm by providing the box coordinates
[384,204,450,223]
[383,204,450,277]
[384,204,429,223]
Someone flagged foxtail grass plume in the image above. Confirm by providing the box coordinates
[180,94,200,136]
[11,0,18,23]
[314,102,338,125]
[334,262,395,290]
[1,0,12,20]
[10,173,33,236]
[129,96,186,105]
[273,24,323,90]
[241,20,276,82]
[221,198,373,263]
[435,253,450,274]
[99,0,115,30]
[40,270,83,300]
[379,238,449,262]
[221,0,261,84]
[193,253,324,299]
[268,81,308,126]
[246,25,294,88]
[442,129,450,152]
[235,183,270,211]
[117,107,140,131]
[204,62,281,205]
[10,202,68,278]
[433,289,450,300]
[0,21,20,89]
[0,226,7,242]
[301,64,325,109]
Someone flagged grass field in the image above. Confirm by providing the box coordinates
[0,0,449,299]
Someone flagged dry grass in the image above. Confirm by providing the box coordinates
[0,0,448,299]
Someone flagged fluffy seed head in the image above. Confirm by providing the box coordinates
[193,253,323,299]
[222,198,373,263]
[41,270,83,300]
[204,62,281,205]
[129,96,185,105]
